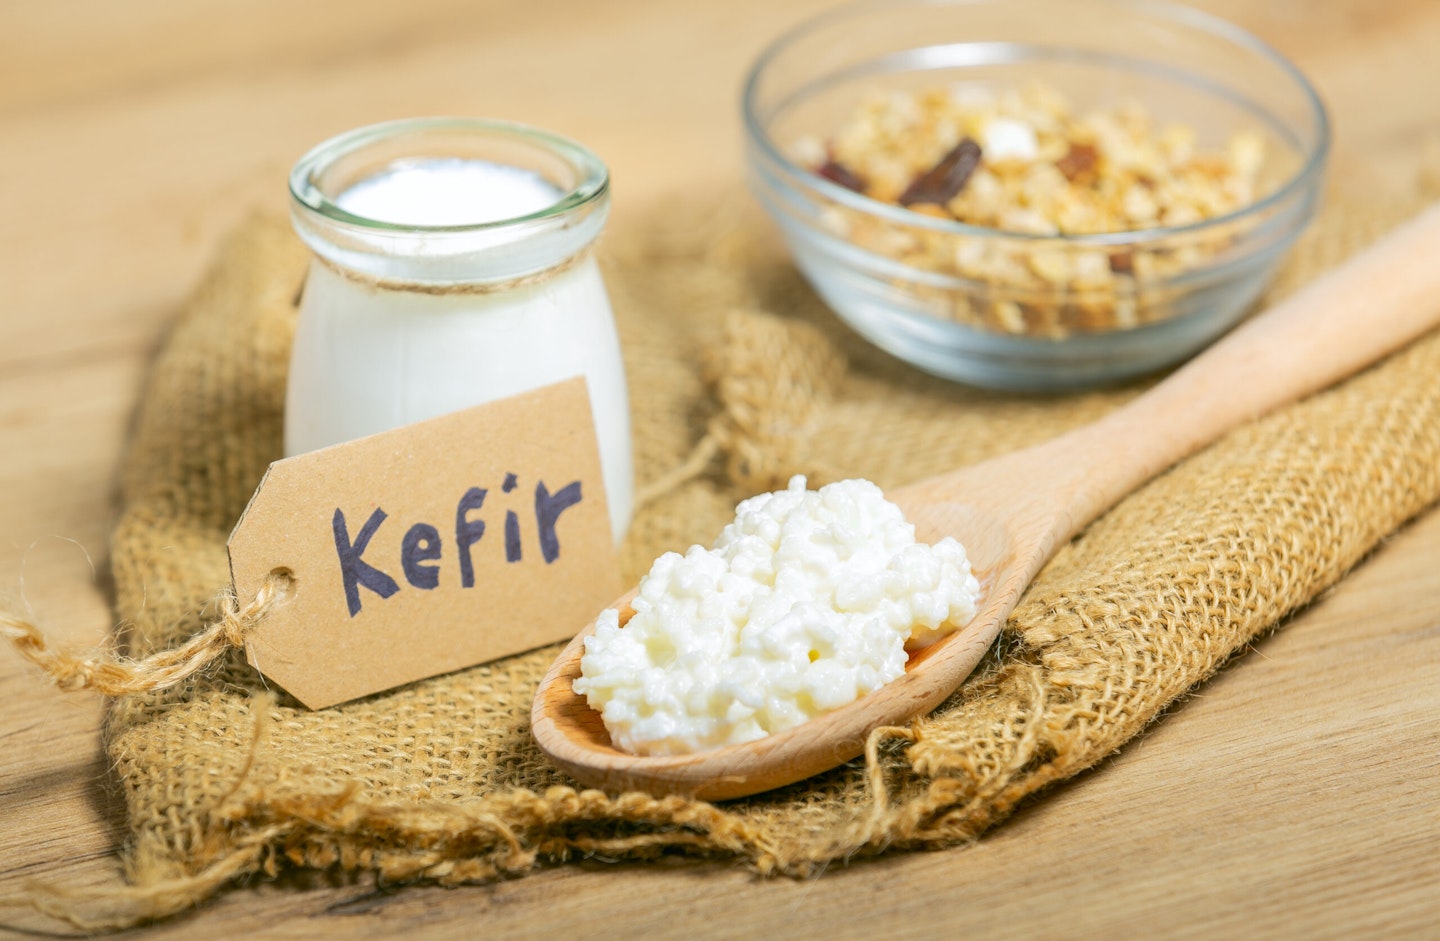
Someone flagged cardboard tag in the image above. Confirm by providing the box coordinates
[228,377,622,709]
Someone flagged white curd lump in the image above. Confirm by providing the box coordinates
[573,476,981,756]
[335,157,561,226]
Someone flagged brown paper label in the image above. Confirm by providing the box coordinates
[227,377,622,709]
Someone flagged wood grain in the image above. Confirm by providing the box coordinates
[3,0,1440,937]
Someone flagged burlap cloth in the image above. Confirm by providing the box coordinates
[23,181,1440,924]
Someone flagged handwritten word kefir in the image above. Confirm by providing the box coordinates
[573,476,980,756]
[286,121,633,541]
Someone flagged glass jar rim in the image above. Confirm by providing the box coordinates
[288,116,610,234]
[288,117,611,285]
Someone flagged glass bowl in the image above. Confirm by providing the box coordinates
[742,0,1329,390]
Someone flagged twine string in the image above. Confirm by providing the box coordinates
[0,570,293,697]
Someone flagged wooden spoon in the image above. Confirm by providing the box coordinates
[532,205,1440,801]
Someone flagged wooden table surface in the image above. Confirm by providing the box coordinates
[2,1,1438,937]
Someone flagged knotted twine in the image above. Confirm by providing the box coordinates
[5,182,1440,931]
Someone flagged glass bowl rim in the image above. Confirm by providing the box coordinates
[740,0,1330,247]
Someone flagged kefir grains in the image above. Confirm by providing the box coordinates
[573,476,980,756]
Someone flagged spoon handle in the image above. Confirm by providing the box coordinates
[1055,203,1440,535]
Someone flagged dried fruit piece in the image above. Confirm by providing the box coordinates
[1055,142,1099,182]
[818,160,866,193]
[899,138,982,207]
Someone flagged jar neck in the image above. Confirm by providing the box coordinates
[309,241,600,295]
[290,118,610,287]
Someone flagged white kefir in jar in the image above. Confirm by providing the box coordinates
[286,120,633,540]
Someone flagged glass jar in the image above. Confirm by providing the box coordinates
[286,118,633,541]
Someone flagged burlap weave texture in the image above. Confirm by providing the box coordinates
[99,190,1440,908]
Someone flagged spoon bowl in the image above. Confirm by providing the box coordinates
[532,205,1440,800]
[533,495,1023,800]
